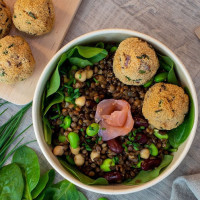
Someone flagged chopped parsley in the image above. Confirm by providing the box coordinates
[136,54,149,59]
[155,109,163,113]
[139,70,146,74]
[113,156,119,164]
[79,74,82,79]
[13,15,16,18]
[0,70,6,77]
[95,97,100,103]
[122,144,128,152]
[80,128,84,132]
[8,44,14,48]
[93,78,99,83]
[28,12,36,19]
[26,21,31,24]
[125,76,131,81]
[3,50,8,55]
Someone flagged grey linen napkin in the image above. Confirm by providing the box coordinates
[170,174,200,200]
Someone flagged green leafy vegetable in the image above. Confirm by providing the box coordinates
[46,46,107,97]
[12,146,40,192]
[168,88,195,148]
[158,55,178,85]
[124,155,173,185]
[31,170,54,199]
[43,91,64,116]
[0,163,24,200]
[59,159,108,185]
[43,180,86,200]
[69,57,93,67]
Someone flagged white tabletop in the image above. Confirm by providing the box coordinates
[3,0,200,199]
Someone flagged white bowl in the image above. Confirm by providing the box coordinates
[33,29,198,194]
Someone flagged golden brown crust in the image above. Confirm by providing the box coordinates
[142,83,189,130]
[0,35,35,84]
[13,0,55,36]
[0,0,12,39]
[113,37,159,85]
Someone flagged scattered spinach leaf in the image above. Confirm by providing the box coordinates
[124,155,173,185]
[12,146,40,192]
[0,163,24,200]
[59,159,108,185]
[43,180,81,200]
[168,88,195,148]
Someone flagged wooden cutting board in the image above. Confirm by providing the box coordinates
[0,0,82,105]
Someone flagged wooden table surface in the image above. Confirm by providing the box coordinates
[3,0,200,199]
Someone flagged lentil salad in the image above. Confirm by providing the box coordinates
[41,39,194,185]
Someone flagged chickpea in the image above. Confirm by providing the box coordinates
[140,148,150,159]
[70,146,80,155]
[90,150,100,161]
[75,70,87,82]
[86,70,93,79]
[74,154,85,166]
[53,146,64,156]
[75,96,86,107]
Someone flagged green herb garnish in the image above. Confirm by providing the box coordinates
[139,70,146,74]
[3,50,8,55]
[93,78,99,83]
[125,76,131,81]
[122,144,128,152]
[28,12,36,19]
[95,97,100,103]
[136,54,149,59]
[8,44,14,48]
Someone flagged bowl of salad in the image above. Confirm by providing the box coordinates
[33,29,198,194]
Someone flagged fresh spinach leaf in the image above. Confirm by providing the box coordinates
[35,169,55,200]
[43,91,64,116]
[96,42,104,49]
[59,159,108,185]
[43,180,80,200]
[69,57,93,68]
[43,116,52,145]
[0,163,24,200]
[12,146,40,192]
[168,88,195,148]
[124,155,173,185]
[31,170,52,199]
[46,46,107,97]
[158,55,178,85]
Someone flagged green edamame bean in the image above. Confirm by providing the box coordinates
[110,46,118,53]
[86,123,100,136]
[100,158,115,172]
[58,135,66,143]
[68,132,80,149]
[154,129,168,139]
[149,144,158,156]
[63,116,71,130]
[144,77,154,88]
[154,72,168,83]
[98,198,109,200]
[160,60,171,72]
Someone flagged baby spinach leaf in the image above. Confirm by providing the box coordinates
[96,42,104,49]
[35,169,55,200]
[168,88,195,148]
[43,91,64,116]
[158,55,178,85]
[43,116,52,145]
[12,146,40,192]
[124,155,173,185]
[31,170,51,199]
[69,57,93,68]
[46,48,75,98]
[43,180,80,200]
[0,163,24,200]
[46,46,107,98]
[59,159,108,185]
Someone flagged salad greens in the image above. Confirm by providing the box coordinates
[0,163,24,200]
[0,146,88,200]
[168,88,195,148]
[124,155,173,185]
[59,159,108,185]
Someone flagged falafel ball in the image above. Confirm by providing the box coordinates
[0,0,12,39]
[13,0,55,36]
[142,83,189,130]
[0,35,35,84]
[113,37,159,85]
